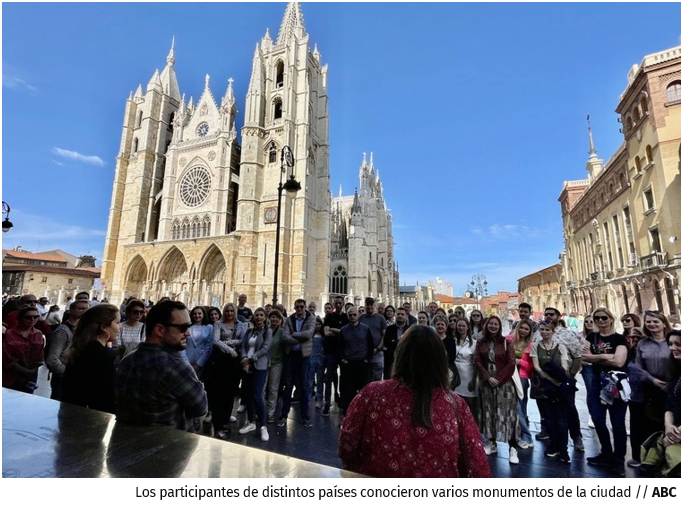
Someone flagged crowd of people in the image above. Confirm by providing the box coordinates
[2,292,680,478]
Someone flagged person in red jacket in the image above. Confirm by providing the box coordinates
[3,294,52,337]
[339,324,490,478]
[3,306,45,392]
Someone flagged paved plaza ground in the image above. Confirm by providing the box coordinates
[33,366,639,478]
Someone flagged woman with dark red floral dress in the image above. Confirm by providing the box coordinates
[338,325,490,478]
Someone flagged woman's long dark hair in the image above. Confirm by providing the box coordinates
[190,306,209,326]
[66,304,119,364]
[481,315,504,342]
[668,330,681,380]
[392,325,450,429]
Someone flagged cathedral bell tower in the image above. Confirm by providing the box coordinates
[102,40,181,287]
[236,2,331,307]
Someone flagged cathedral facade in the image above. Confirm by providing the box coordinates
[101,3,398,308]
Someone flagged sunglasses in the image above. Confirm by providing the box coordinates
[23,315,40,320]
[165,323,191,332]
[594,315,610,322]
[645,310,662,316]
[621,318,632,323]
[544,313,556,317]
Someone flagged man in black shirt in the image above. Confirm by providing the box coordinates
[236,293,253,322]
[383,307,410,379]
[322,296,348,416]
[337,307,373,415]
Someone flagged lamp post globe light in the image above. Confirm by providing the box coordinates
[272,146,300,306]
[2,201,13,233]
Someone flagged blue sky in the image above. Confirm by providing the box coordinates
[2,2,680,294]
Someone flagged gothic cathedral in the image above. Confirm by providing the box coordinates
[102,3,398,309]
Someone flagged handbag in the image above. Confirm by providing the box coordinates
[504,339,524,399]
[529,373,550,400]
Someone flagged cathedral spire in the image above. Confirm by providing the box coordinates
[160,36,181,100]
[147,69,162,92]
[223,77,235,104]
[167,36,175,66]
[276,2,306,46]
[261,27,273,50]
[351,188,362,215]
[247,43,264,94]
[587,114,598,159]
[585,114,603,182]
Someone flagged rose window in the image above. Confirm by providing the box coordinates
[179,167,211,207]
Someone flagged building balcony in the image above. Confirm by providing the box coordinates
[640,251,668,271]
[566,281,576,289]
[590,271,604,281]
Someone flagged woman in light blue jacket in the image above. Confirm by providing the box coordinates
[184,306,214,378]
[239,307,273,442]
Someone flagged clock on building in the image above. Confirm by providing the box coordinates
[197,122,209,137]
[264,207,277,223]
[179,167,211,207]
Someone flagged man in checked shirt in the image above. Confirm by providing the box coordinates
[115,300,207,432]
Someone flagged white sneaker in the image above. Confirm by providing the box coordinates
[260,426,270,442]
[237,405,246,413]
[238,422,256,434]
[484,443,498,455]
[518,440,534,449]
[509,447,519,464]
[229,415,237,423]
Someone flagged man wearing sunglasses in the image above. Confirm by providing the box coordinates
[543,307,585,451]
[115,300,207,432]
[279,299,316,427]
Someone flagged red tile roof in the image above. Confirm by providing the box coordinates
[3,250,67,263]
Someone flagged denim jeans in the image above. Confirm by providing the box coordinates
[370,353,384,382]
[581,364,600,419]
[243,369,268,427]
[517,377,533,444]
[282,351,311,420]
[309,349,325,402]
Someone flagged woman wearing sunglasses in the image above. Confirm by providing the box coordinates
[2,306,45,393]
[469,310,485,340]
[620,313,641,341]
[581,307,629,476]
[114,299,146,362]
[205,302,248,439]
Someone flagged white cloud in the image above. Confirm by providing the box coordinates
[2,209,106,263]
[51,160,65,167]
[472,223,545,241]
[52,147,105,166]
[2,71,38,91]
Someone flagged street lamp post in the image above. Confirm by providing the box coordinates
[272,146,301,306]
[466,274,488,300]
[2,201,14,233]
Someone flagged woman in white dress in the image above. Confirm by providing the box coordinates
[452,316,479,423]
